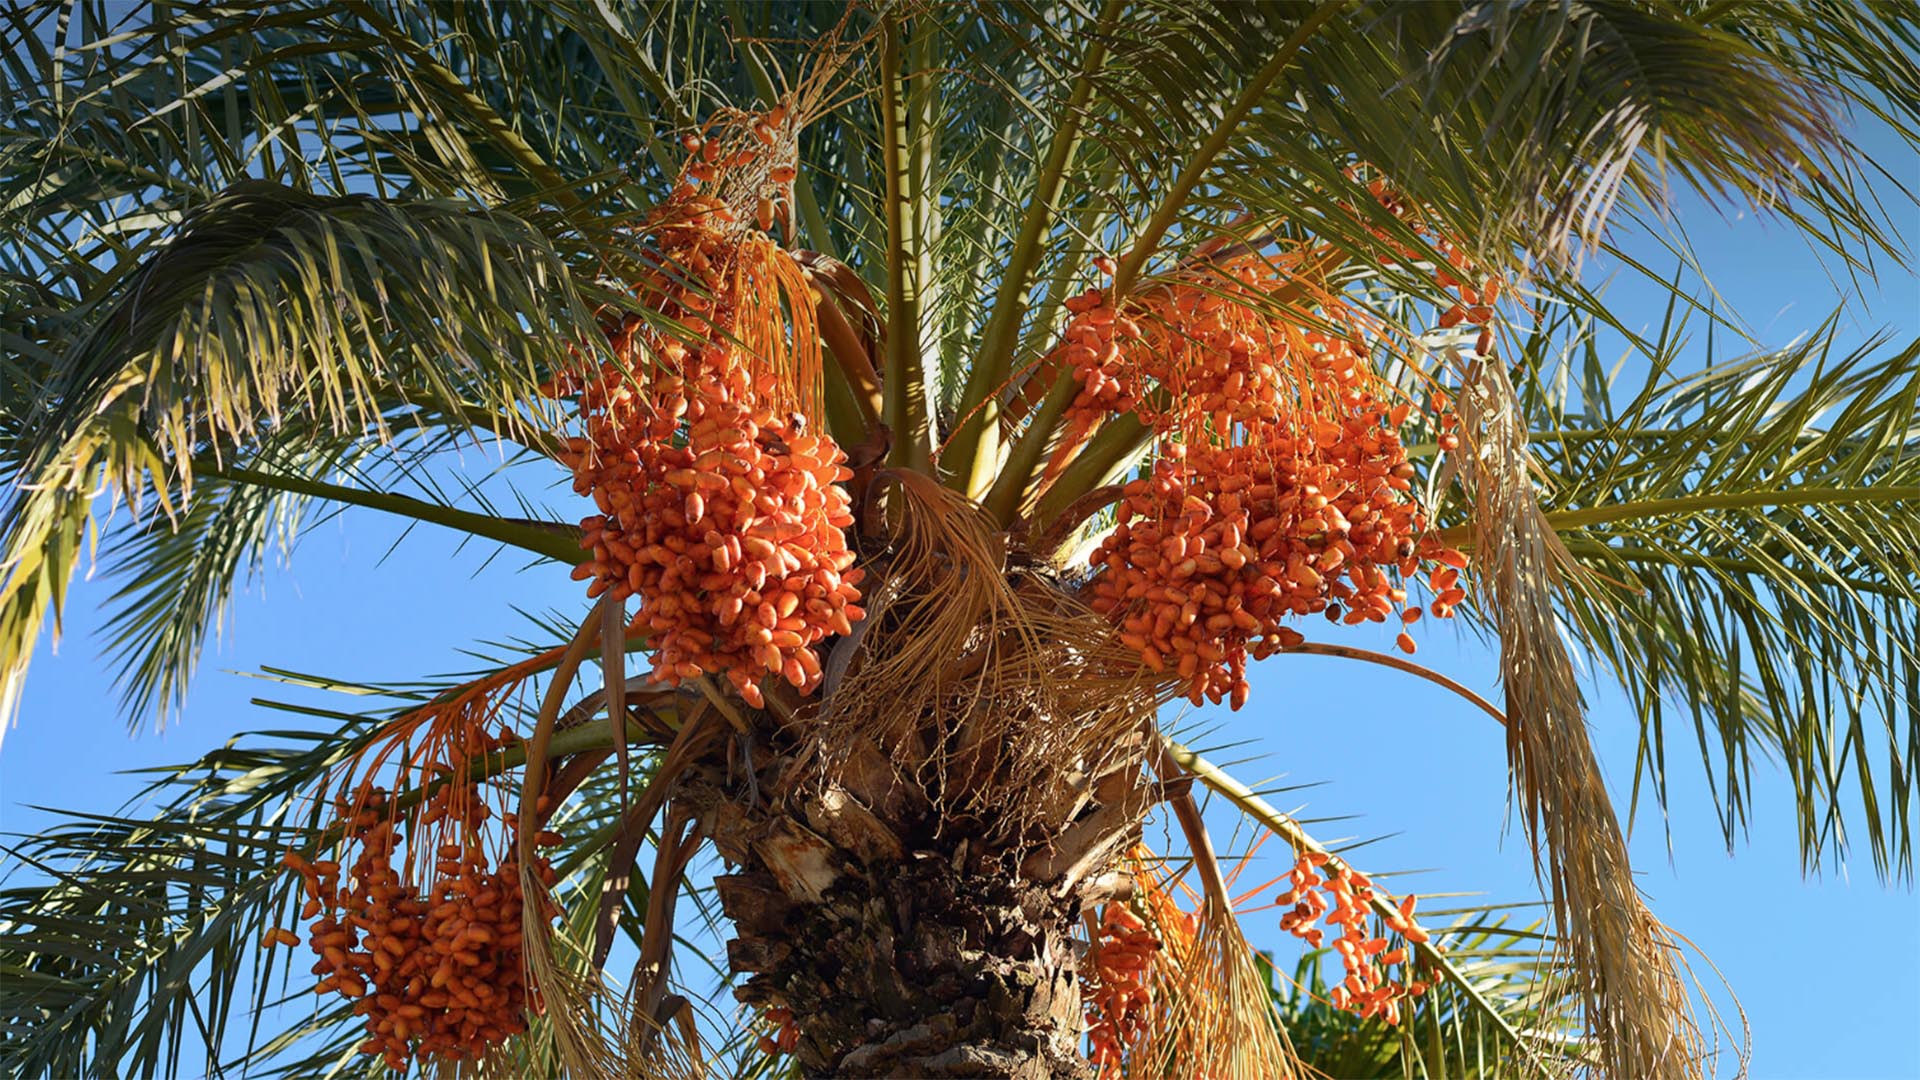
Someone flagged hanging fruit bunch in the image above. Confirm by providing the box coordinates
[545,97,863,709]
[263,726,560,1071]
[1078,846,1290,1079]
[1055,253,1473,709]
[1084,901,1162,1075]
[1274,850,1431,1025]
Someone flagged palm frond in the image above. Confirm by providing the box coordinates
[0,180,605,732]
[0,0,706,218]
[88,425,580,730]
[1443,355,1701,1080]
[1493,324,1920,878]
[941,0,1123,496]
[873,13,936,473]
[1222,0,1902,275]
[91,448,317,731]
[3,3,484,217]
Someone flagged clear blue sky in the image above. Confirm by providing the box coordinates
[4,123,1916,1077]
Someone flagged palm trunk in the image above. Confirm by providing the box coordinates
[719,856,1089,1077]
[684,731,1106,1078]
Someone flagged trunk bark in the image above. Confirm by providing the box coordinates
[720,858,1089,1078]
[683,737,1099,1079]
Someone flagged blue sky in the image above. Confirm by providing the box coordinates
[4,121,1916,1076]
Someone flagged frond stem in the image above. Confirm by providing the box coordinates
[518,598,612,890]
[1277,643,1507,727]
[878,13,932,472]
[1033,483,1123,560]
[204,464,582,563]
[1438,486,1920,546]
[946,0,1125,497]
[1030,412,1152,527]
[1558,538,1898,596]
[982,373,1078,525]
[811,279,884,429]
[1147,733,1234,917]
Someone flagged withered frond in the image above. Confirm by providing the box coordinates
[1120,848,1300,1079]
[1444,359,1704,1079]
[819,468,1172,843]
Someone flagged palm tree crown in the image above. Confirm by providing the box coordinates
[2,2,1915,1077]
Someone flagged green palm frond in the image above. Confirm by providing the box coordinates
[1220,0,1904,272]
[24,182,593,457]
[2,2,543,215]
[89,424,582,730]
[0,180,607,729]
[0,701,382,1079]
[1495,324,1920,877]
[92,447,317,730]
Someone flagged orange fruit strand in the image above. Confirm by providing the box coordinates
[1275,851,1435,1023]
[1063,256,1471,711]
[285,780,559,1067]
[546,199,861,702]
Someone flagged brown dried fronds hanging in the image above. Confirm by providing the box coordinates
[493,605,713,1080]
[613,994,711,1080]
[1442,357,1705,1079]
[818,469,1166,841]
[512,891,707,1080]
[1087,847,1297,1079]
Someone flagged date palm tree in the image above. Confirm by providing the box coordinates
[2,2,1915,1077]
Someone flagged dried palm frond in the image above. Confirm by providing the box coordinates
[820,468,1171,842]
[1442,358,1704,1079]
[1124,848,1299,1079]
[1491,325,1920,877]
[512,599,712,1080]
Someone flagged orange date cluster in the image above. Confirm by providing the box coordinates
[1086,424,1465,709]
[1276,851,1430,1025]
[1084,902,1161,1076]
[1051,256,1472,708]
[265,778,560,1071]
[548,196,863,708]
